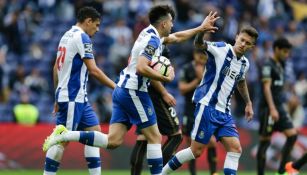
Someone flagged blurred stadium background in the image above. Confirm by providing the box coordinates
[0,0,307,174]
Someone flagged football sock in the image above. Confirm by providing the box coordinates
[162,147,195,174]
[278,135,297,174]
[62,131,108,148]
[223,152,241,175]
[85,146,101,175]
[293,153,307,170]
[162,134,183,165]
[147,144,163,175]
[44,144,64,175]
[188,159,196,175]
[257,140,270,175]
[208,147,217,175]
[130,140,147,175]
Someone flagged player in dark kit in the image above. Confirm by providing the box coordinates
[257,38,298,175]
[179,49,218,175]
[130,46,182,175]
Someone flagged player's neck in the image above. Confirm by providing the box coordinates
[76,23,86,33]
[272,55,280,63]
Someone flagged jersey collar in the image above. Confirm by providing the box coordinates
[72,25,85,33]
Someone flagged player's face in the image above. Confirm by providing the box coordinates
[276,48,291,61]
[87,19,100,37]
[234,33,255,56]
[161,14,173,37]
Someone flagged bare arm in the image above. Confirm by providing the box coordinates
[262,79,276,110]
[237,79,253,121]
[194,31,208,50]
[237,79,252,104]
[136,56,174,82]
[83,59,116,89]
[179,79,200,95]
[164,11,219,44]
[151,80,176,106]
[53,62,58,90]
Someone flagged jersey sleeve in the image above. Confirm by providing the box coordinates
[261,62,272,81]
[240,59,250,81]
[206,41,226,52]
[76,33,94,59]
[141,35,160,61]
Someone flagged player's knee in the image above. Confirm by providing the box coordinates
[107,136,123,149]
[190,146,203,158]
[146,132,162,144]
[230,145,242,154]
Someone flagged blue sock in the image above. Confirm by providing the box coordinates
[79,131,95,146]
[44,145,64,175]
[85,146,101,175]
[147,144,163,175]
[224,168,237,175]
[44,157,60,173]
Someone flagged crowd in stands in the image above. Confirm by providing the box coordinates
[0,0,307,129]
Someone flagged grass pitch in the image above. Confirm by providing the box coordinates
[0,170,282,175]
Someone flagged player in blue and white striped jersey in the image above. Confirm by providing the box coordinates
[162,26,258,175]
[43,7,116,175]
[43,6,219,175]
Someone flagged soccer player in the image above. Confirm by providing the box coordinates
[257,37,297,175]
[130,45,183,175]
[162,26,258,175]
[43,5,219,175]
[179,49,218,175]
[43,7,116,175]
[285,152,307,175]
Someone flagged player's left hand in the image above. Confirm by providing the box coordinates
[200,11,220,33]
[245,102,254,122]
[162,92,176,106]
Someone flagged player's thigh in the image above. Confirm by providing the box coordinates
[190,139,207,158]
[276,107,297,136]
[108,123,128,147]
[220,136,242,153]
[208,136,216,147]
[141,124,162,144]
[258,107,273,137]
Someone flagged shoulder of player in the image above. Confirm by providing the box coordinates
[207,41,227,48]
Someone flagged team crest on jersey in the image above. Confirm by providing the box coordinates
[144,45,155,56]
[84,43,93,53]
[148,107,153,115]
[198,131,205,139]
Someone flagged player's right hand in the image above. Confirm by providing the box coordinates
[162,92,176,106]
[164,66,175,82]
[270,108,279,121]
[52,102,59,117]
[200,11,220,33]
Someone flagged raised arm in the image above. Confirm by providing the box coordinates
[237,79,253,122]
[163,11,219,44]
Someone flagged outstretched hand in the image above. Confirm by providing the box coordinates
[199,11,220,33]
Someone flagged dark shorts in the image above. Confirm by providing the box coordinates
[182,113,195,137]
[136,87,180,136]
[258,105,294,136]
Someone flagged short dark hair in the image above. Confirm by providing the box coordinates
[273,37,292,49]
[77,6,101,23]
[148,5,175,25]
[240,26,259,41]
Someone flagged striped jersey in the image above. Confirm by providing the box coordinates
[117,25,163,92]
[55,25,94,103]
[192,42,250,114]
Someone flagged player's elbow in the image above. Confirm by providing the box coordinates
[88,67,100,78]
[136,64,146,75]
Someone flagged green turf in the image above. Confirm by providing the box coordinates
[0,170,280,175]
